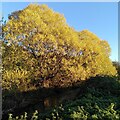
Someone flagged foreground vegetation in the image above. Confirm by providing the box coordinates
[7,76,120,120]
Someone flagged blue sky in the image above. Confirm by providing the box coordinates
[1,2,118,61]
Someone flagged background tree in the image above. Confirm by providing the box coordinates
[2,4,117,91]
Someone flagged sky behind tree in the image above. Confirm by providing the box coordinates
[2,2,118,61]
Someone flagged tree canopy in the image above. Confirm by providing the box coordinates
[2,4,117,91]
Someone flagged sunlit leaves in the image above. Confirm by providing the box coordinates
[2,4,117,90]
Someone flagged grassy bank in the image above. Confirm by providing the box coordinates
[6,76,120,120]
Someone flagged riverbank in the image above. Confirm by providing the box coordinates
[2,82,83,119]
[3,76,120,120]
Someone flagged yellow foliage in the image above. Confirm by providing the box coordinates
[2,4,117,90]
[2,69,30,91]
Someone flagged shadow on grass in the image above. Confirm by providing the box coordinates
[2,76,120,120]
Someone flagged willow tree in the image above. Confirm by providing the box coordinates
[2,4,117,90]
